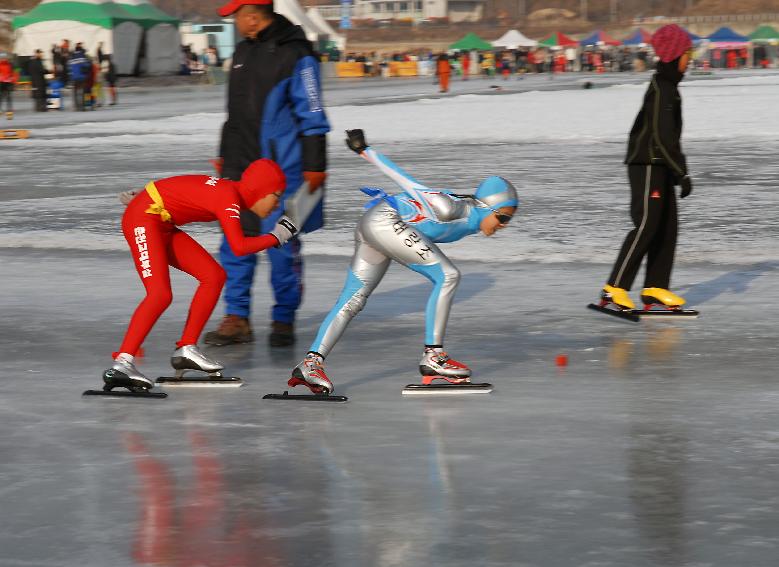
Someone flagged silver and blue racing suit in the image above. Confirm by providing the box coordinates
[309,147,516,357]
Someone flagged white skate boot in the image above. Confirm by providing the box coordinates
[171,344,224,378]
[419,347,472,384]
[288,353,334,395]
[403,348,491,395]
[157,345,242,387]
[103,356,153,390]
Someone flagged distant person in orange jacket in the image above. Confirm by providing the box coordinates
[461,51,470,80]
[436,53,451,93]
[0,53,18,120]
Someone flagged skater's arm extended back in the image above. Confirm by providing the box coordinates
[360,147,443,218]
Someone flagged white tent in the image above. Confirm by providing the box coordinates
[12,0,144,75]
[492,29,537,50]
[115,0,180,75]
[306,7,346,51]
[275,0,331,45]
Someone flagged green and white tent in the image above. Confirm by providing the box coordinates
[13,0,179,75]
[13,0,143,74]
[116,0,180,74]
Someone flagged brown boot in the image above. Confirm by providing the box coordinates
[269,321,295,347]
[204,315,253,346]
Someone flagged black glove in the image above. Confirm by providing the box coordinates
[269,215,299,247]
[345,129,368,154]
[679,175,693,199]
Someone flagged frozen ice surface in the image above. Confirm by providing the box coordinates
[1,72,779,566]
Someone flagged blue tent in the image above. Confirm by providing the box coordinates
[706,27,750,43]
[682,28,703,43]
[579,30,621,46]
[623,28,652,46]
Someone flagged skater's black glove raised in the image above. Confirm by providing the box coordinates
[345,129,368,154]
[679,175,693,199]
[269,215,299,247]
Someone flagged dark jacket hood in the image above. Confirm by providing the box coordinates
[655,58,684,85]
[254,14,309,46]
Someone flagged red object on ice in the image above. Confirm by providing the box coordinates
[555,354,569,367]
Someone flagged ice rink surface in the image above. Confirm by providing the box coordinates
[2,71,779,566]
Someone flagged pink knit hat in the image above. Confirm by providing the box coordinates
[651,24,693,63]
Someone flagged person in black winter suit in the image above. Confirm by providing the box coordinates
[29,50,48,112]
[600,24,695,312]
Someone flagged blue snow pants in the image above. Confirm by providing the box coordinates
[219,209,303,324]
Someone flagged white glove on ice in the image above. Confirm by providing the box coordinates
[119,190,138,205]
[269,215,299,247]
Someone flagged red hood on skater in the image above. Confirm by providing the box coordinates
[238,159,286,208]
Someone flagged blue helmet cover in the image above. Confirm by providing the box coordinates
[474,176,519,210]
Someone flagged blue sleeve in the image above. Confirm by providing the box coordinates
[290,56,330,136]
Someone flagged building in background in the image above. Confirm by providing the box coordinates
[315,0,485,24]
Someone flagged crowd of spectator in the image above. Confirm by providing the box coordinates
[325,43,777,78]
[0,39,118,116]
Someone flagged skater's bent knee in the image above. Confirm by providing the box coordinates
[145,289,173,311]
[442,266,460,286]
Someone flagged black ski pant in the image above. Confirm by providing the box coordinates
[0,83,12,112]
[73,80,85,111]
[608,164,678,291]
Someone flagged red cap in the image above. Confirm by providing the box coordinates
[238,159,286,208]
[217,0,272,17]
[651,24,692,63]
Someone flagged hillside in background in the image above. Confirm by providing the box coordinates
[4,0,779,22]
[2,0,778,51]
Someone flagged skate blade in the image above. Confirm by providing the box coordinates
[402,383,493,395]
[636,308,699,319]
[587,303,640,322]
[156,376,243,388]
[263,391,348,402]
[83,389,167,398]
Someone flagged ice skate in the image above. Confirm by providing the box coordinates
[638,288,698,319]
[265,353,347,402]
[84,357,166,398]
[156,345,243,387]
[403,348,491,395]
[419,348,472,382]
[587,285,640,322]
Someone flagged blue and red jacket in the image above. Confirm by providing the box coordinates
[219,14,330,233]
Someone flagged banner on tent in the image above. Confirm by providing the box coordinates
[340,0,352,30]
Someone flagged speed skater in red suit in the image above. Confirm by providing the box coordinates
[103,159,299,392]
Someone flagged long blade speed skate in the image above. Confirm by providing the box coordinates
[637,288,698,319]
[587,302,640,322]
[85,365,167,399]
[263,390,348,402]
[156,345,243,388]
[402,382,493,395]
[636,306,699,319]
[269,353,342,400]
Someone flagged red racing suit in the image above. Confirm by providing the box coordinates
[117,175,279,356]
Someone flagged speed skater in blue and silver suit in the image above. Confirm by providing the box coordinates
[287,129,519,394]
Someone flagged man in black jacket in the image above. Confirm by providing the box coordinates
[205,0,330,347]
[601,24,694,311]
[29,50,48,112]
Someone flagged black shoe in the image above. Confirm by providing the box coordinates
[269,321,295,347]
